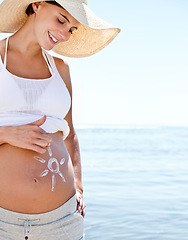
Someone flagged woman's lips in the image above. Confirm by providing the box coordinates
[48,32,58,44]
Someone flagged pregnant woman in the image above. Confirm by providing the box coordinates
[0,0,120,239]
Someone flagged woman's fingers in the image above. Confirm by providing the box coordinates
[30,132,52,153]
[31,130,52,144]
[29,144,47,154]
[34,139,50,148]
[40,133,52,144]
[76,191,86,217]
[78,199,86,217]
[82,204,86,217]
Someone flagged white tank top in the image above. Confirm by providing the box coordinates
[0,37,71,139]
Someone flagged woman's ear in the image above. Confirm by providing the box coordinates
[32,2,42,13]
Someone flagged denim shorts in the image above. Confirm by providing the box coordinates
[0,194,84,240]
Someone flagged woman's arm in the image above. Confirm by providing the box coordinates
[55,57,85,216]
[64,128,83,194]
[64,128,86,217]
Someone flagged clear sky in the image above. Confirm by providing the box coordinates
[0,0,188,126]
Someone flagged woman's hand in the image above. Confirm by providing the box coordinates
[76,190,86,217]
[1,115,51,154]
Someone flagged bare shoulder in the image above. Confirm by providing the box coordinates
[53,57,72,94]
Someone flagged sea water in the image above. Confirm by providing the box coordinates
[76,126,188,240]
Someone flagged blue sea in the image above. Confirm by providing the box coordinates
[76,126,188,240]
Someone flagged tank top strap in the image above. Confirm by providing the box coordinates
[3,42,54,76]
[4,37,9,68]
[42,50,59,75]
[42,49,54,76]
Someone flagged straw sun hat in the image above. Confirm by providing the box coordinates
[0,0,120,57]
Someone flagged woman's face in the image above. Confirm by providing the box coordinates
[32,2,79,50]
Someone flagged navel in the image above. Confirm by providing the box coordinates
[33,178,38,183]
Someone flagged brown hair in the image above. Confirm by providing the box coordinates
[26,1,62,16]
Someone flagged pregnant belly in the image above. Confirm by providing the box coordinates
[0,131,76,214]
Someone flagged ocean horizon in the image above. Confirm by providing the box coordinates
[75,123,188,129]
[76,125,188,239]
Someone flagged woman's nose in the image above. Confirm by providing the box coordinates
[59,28,71,42]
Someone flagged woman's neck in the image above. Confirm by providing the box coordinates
[9,15,42,57]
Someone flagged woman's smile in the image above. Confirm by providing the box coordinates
[48,31,59,44]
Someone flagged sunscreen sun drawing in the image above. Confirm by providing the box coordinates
[34,146,66,191]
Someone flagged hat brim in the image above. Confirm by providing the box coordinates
[0,0,120,57]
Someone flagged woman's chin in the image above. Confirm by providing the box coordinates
[41,43,54,51]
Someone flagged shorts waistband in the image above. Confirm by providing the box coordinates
[0,194,77,226]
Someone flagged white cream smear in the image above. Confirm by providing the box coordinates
[34,146,66,191]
